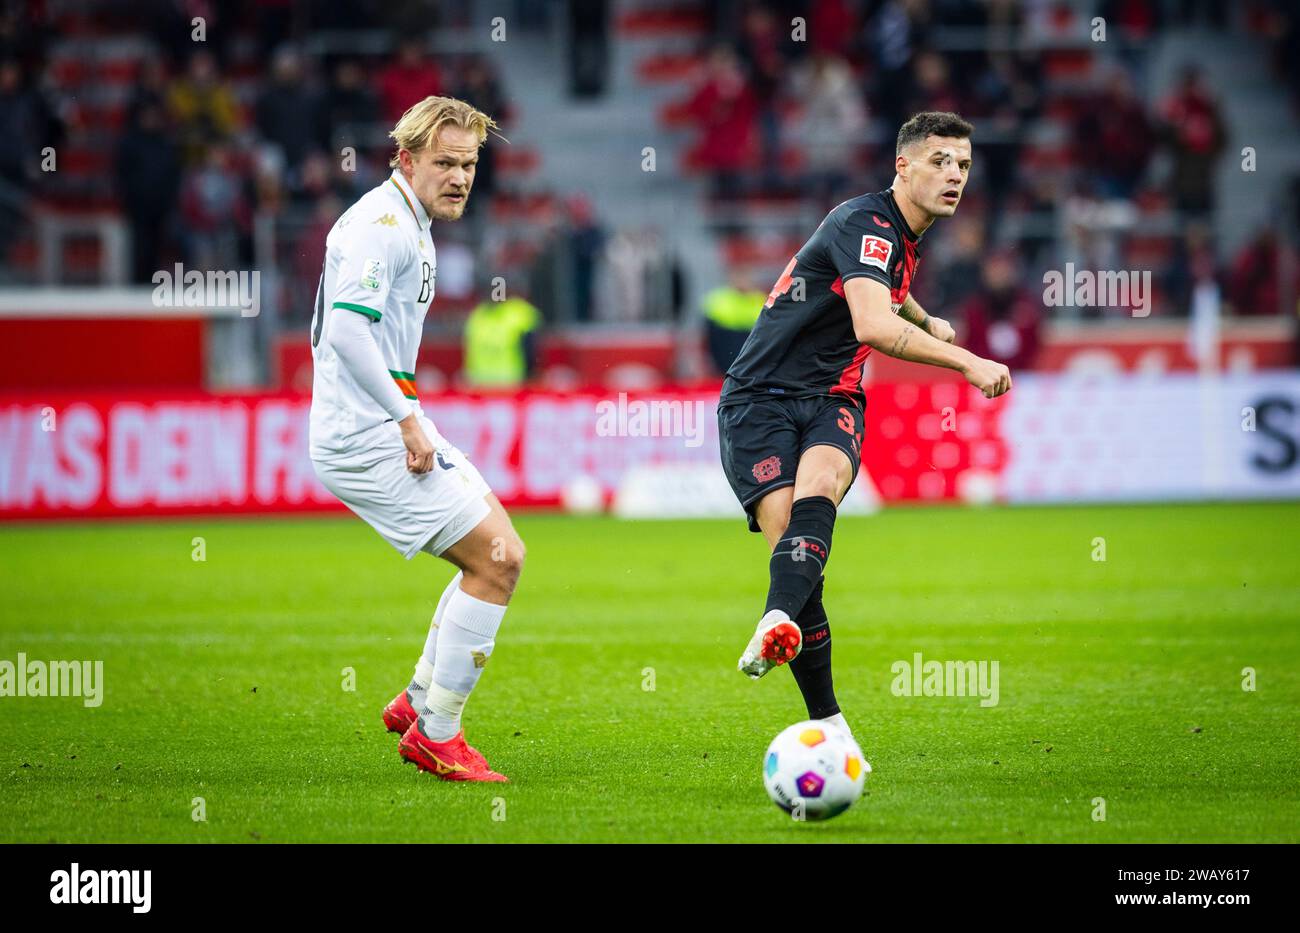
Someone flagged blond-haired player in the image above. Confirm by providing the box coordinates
[310,96,521,782]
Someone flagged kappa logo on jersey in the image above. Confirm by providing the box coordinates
[859,235,892,271]
[752,455,782,482]
[361,258,384,291]
[373,213,398,227]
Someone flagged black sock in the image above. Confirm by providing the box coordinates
[764,495,837,621]
[788,576,839,718]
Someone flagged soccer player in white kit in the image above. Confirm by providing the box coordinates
[309,97,521,782]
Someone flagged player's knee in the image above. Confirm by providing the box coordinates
[490,533,525,594]
[764,513,790,541]
[799,469,843,503]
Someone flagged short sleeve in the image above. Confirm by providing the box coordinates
[827,210,901,289]
[330,224,407,321]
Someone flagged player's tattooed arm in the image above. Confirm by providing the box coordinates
[901,294,955,343]
[845,276,1011,398]
[890,323,915,356]
[897,294,929,328]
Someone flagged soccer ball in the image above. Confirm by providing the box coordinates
[762,720,869,821]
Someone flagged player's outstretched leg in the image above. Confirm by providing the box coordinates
[398,494,523,782]
[383,570,462,735]
[787,575,849,733]
[739,445,852,680]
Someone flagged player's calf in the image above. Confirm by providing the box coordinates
[788,576,839,718]
[764,494,837,621]
[444,501,526,605]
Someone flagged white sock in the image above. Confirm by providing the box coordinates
[821,711,851,735]
[418,586,507,741]
[407,571,462,710]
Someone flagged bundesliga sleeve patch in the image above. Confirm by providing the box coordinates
[859,235,893,271]
[360,258,384,291]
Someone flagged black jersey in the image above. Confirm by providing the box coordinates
[719,188,924,408]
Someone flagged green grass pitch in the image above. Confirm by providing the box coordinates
[1,501,1297,842]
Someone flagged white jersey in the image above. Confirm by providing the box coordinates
[309,170,438,458]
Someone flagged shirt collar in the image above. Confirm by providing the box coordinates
[885,188,921,243]
[389,170,431,229]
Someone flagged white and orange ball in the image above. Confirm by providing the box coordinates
[762,720,869,821]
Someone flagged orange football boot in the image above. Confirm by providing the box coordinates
[398,723,508,783]
[382,689,419,735]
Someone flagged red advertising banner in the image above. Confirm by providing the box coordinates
[3,375,1295,520]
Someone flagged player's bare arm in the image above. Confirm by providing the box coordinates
[845,277,1010,398]
[898,294,955,343]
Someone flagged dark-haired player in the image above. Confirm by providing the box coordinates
[717,112,1012,735]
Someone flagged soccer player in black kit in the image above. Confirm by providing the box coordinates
[718,112,1013,738]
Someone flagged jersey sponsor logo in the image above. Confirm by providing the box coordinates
[361,258,384,291]
[373,213,398,227]
[859,235,892,271]
[872,215,892,228]
[418,260,434,304]
[752,455,782,482]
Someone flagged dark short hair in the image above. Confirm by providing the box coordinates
[896,112,974,155]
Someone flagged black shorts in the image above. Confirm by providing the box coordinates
[717,394,865,532]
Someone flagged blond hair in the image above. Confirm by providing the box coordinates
[388,96,499,168]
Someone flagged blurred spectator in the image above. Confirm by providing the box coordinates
[454,55,508,125]
[565,195,604,322]
[126,58,169,117]
[1164,221,1220,316]
[452,55,508,205]
[930,217,987,313]
[677,46,759,197]
[179,143,250,271]
[702,266,764,376]
[167,50,240,165]
[788,53,868,205]
[906,50,963,117]
[1097,0,1164,80]
[323,59,379,156]
[568,0,609,98]
[960,252,1042,370]
[737,5,783,177]
[115,99,182,283]
[291,151,346,206]
[867,0,926,131]
[1158,65,1227,218]
[1019,174,1061,272]
[809,0,857,58]
[1228,228,1288,316]
[1074,67,1155,199]
[378,37,443,125]
[1267,3,1300,110]
[255,47,324,178]
[253,0,294,60]
[0,58,60,191]
[463,293,541,387]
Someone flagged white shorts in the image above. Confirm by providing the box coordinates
[312,415,492,560]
